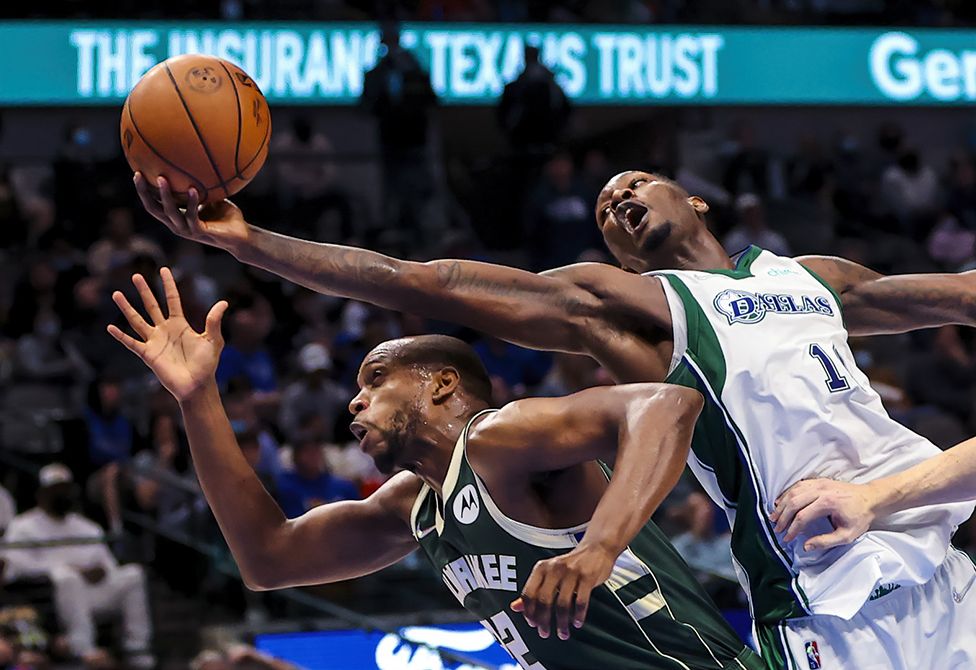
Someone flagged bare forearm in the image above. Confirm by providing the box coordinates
[870,438,976,514]
[177,382,287,583]
[232,225,589,351]
[579,389,701,556]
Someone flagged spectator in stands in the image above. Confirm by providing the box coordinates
[472,337,551,402]
[86,205,164,279]
[722,193,792,257]
[361,20,439,243]
[880,148,941,240]
[906,326,976,424]
[277,343,348,444]
[721,120,769,197]
[238,429,276,498]
[216,294,279,397]
[131,413,199,533]
[947,152,976,231]
[272,117,352,241]
[498,45,570,155]
[224,382,282,483]
[0,464,154,669]
[84,376,133,534]
[275,437,358,518]
[523,153,601,270]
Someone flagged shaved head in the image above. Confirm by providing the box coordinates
[361,335,493,404]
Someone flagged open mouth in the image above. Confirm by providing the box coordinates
[349,421,368,445]
[614,201,649,236]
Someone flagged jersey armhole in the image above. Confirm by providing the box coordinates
[409,483,432,537]
[655,276,689,378]
[799,264,847,328]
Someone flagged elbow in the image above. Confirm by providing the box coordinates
[656,385,705,422]
[240,563,282,592]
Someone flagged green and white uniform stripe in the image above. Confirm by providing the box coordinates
[650,247,975,634]
[411,410,764,669]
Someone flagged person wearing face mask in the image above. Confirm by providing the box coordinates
[0,465,154,669]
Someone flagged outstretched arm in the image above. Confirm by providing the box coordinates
[771,436,976,551]
[470,383,703,640]
[135,175,668,355]
[798,255,976,336]
[107,268,419,590]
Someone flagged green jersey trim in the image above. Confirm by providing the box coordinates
[799,263,846,328]
[701,245,763,280]
[661,273,812,620]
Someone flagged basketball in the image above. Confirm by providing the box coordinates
[120,54,272,204]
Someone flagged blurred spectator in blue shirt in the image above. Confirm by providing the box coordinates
[216,294,278,394]
[275,438,358,518]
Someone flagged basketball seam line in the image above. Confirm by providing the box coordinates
[163,63,231,199]
[235,115,271,178]
[217,60,244,177]
[125,101,210,201]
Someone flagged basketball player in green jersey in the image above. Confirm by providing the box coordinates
[107,267,763,670]
[136,172,976,668]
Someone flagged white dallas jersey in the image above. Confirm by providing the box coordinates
[651,246,974,623]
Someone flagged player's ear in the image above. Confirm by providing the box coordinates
[688,196,709,216]
[431,367,460,404]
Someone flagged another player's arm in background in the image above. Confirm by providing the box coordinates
[772,436,976,551]
[797,255,976,336]
[106,268,419,590]
[469,384,704,640]
[134,174,671,355]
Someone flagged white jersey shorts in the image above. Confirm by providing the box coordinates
[754,548,976,670]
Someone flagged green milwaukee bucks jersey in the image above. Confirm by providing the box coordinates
[411,409,762,670]
[652,246,974,626]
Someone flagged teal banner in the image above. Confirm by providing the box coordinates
[2,22,976,105]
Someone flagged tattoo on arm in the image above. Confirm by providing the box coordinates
[433,261,587,313]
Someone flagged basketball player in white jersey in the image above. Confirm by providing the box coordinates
[135,170,976,669]
[772,434,976,552]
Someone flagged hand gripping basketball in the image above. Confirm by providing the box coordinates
[134,173,251,254]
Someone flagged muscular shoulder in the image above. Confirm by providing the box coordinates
[542,263,670,328]
[795,255,882,294]
[369,471,426,526]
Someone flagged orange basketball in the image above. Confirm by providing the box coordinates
[120,54,272,204]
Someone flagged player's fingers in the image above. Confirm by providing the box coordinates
[132,273,165,324]
[554,575,580,640]
[784,502,829,543]
[106,324,147,357]
[773,489,820,533]
[510,597,525,613]
[133,173,169,224]
[185,187,205,236]
[205,300,229,341]
[805,528,856,552]
[573,580,594,630]
[159,267,184,318]
[157,177,190,236]
[518,566,546,629]
[111,291,152,339]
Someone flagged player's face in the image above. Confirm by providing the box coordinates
[595,171,706,272]
[348,348,423,475]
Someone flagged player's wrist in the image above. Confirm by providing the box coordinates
[176,379,221,407]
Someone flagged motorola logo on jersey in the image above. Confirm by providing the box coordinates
[453,484,481,524]
[713,288,834,325]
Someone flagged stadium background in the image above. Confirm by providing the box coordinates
[2,1,976,668]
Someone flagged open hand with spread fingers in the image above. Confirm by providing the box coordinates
[107,267,228,402]
[133,172,251,254]
[510,543,616,641]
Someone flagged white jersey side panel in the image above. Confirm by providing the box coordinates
[655,248,975,621]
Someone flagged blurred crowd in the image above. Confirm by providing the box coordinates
[3,15,976,668]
